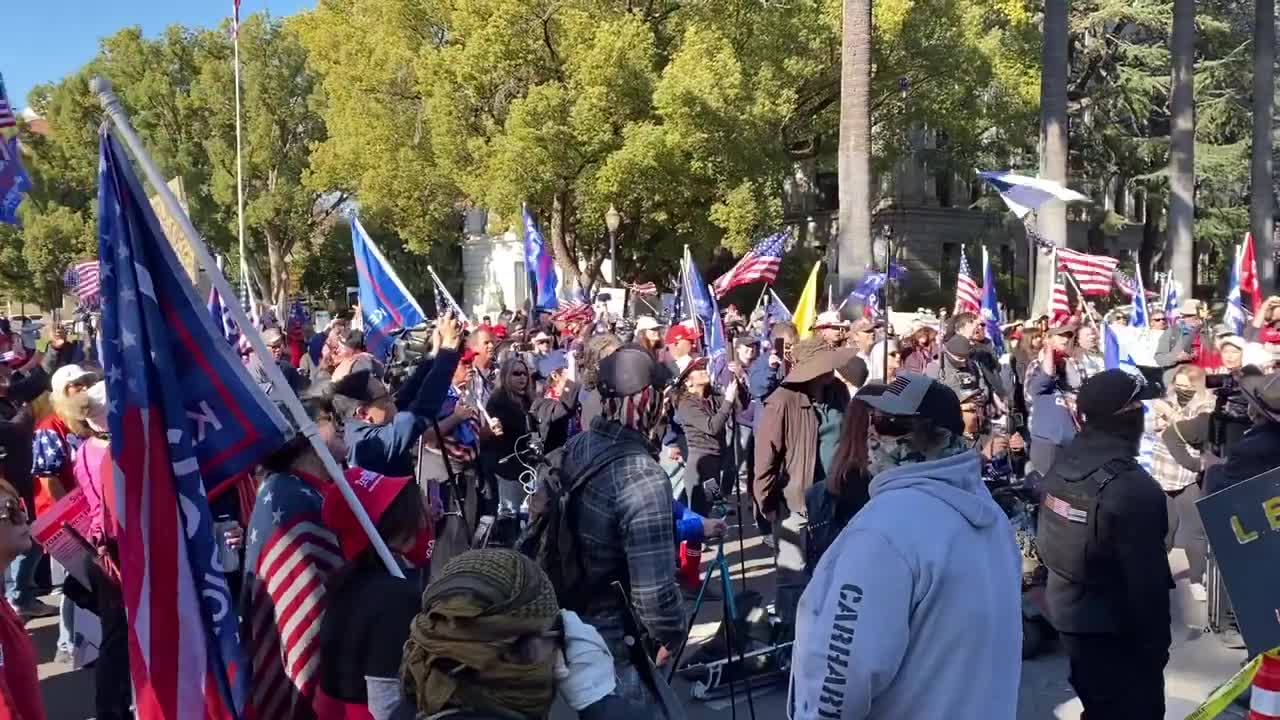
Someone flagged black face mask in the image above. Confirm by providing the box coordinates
[1175,388,1196,406]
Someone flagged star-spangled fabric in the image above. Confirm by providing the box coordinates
[97,129,292,719]
[240,470,341,720]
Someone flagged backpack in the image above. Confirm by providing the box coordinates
[518,439,649,610]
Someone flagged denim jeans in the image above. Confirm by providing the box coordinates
[5,545,43,607]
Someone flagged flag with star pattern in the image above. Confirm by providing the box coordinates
[97,128,292,719]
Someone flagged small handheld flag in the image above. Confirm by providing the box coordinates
[351,215,427,358]
[1129,269,1149,328]
[1241,232,1262,313]
[954,252,981,315]
[0,73,16,129]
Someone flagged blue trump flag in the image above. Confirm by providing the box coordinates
[523,206,559,310]
[352,215,427,357]
[0,137,32,225]
[980,247,1004,355]
[683,249,727,377]
[98,130,292,717]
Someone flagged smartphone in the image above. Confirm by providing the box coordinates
[773,338,785,357]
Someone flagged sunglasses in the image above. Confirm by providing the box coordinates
[0,498,29,526]
[510,370,528,378]
[871,411,915,437]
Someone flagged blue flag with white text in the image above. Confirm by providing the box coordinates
[351,215,427,358]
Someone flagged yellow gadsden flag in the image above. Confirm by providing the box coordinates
[794,261,822,339]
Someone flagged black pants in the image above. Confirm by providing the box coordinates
[93,568,133,720]
[1060,633,1167,720]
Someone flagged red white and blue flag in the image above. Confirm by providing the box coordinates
[97,129,292,720]
[1055,247,1119,295]
[712,230,786,297]
[0,73,16,129]
[64,259,102,305]
[954,252,981,315]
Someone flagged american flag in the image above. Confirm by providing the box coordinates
[954,252,981,314]
[551,293,594,325]
[1049,259,1072,326]
[241,471,341,720]
[1055,248,1120,295]
[98,130,292,719]
[712,231,786,297]
[627,281,658,296]
[231,0,242,38]
[0,74,15,129]
[64,260,101,304]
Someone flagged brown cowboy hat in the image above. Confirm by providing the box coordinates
[784,337,858,384]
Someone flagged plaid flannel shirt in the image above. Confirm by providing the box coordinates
[560,416,686,655]
[1150,397,1211,492]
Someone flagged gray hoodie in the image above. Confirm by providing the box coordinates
[790,451,1022,720]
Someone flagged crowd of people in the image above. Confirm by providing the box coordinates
[0,281,1275,720]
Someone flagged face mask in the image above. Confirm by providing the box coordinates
[1175,388,1196,406]
[867,435,923,476]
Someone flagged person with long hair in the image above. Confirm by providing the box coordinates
[804,397,873,571]
[318,469,432,720]
[674,358,741,514]
[485,356,539,545]
[899,326,937,375]
[577,334,624,428]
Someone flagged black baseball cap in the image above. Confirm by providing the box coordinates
[598,346,666,398]
[855,372,963,435]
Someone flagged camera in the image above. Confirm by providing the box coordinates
[1205,371,1251,454]
[1204,373,1236,391]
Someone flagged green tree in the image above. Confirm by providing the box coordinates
[298,0,1040,292]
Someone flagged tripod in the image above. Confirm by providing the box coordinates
[666,538,757,720]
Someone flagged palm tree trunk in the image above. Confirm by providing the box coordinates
[1035,0,1069,316]
[1168,0,1196,297]
[1253,0,1275,295]
[837,0,873,299]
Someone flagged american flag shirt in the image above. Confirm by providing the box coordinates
[241,470,342,720]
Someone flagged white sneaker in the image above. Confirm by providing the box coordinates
[1190,582,1208,602]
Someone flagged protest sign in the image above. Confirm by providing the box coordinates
[1197,466,1280,657]
[31,487,96,587]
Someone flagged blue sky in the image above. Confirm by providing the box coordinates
[2,0,315,109]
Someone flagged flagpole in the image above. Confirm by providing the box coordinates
[748,283,770,324]
[427,265,469,324]
[232,2,251,317]
[92,76,406,581]
[1061,267,1099,327]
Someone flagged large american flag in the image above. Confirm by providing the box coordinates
[712,231,786,297]
[0,74,16,129]
[551,291,594,325]
[98,130,291,719]
[954,253,981,314]
[1056,248,1119,295]
[64,260,101,304]
[242,471,341,720]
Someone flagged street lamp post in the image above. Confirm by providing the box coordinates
[605,204,622,285]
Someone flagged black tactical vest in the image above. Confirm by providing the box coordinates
[1036,458,1136,584]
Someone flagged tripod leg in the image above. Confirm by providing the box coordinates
[666,544,719,683]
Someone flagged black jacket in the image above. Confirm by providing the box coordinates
[1203,421,1280,495]
[485,388,536,481]
[1043,429,1173,655]
[530,381,580,454]
[0,366,51,505]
